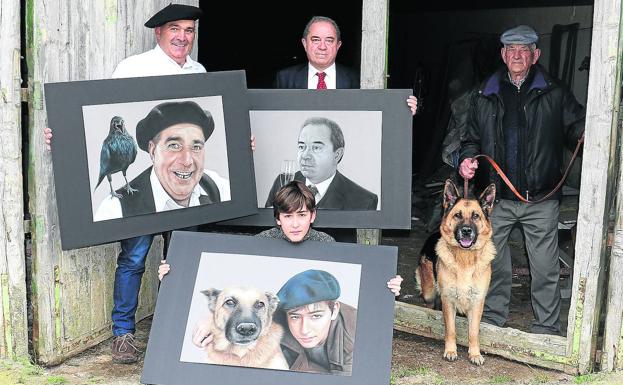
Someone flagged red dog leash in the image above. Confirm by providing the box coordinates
[463,134,585,203]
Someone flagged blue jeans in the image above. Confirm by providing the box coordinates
[111,235,154,336]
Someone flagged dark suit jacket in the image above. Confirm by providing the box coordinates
[265,171,377,210]
[273,63,360,89]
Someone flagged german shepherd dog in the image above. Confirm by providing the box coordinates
[415,179,496,365]
[201,286,289,370]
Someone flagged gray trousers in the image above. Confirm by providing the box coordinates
[483,199,561,334]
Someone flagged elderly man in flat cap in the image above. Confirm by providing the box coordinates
[458,25,585,336]
[44,3,213,364]
[94,101,229,220]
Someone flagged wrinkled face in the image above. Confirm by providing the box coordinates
[286,301,339,349]
[203,286,280,347]
[440,180,495,250]
[148,124,205,206]
[301,21,342,71]
[155,20,196,65]
[501,44,540,79]
[297,124,342,184]
[276,206,317,243]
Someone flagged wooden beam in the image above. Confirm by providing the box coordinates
[566,0,623,374]
[358,0,388,244]
[601,25,623,370]
[0,0,28,359]
[394,302,576,373]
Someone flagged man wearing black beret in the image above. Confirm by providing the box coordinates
[44,3,210,364]
[94,100,230,220]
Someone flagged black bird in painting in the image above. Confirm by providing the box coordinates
[95,116,138,198]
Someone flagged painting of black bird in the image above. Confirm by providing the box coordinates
[95,116,138,198]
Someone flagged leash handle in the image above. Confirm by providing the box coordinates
[471,133,584,204]
[463,178,469,198]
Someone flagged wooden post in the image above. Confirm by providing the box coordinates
[0,0,28,359]
[601,27,623,370]
[565,0,622,374]
[26,0,198,364]
[358,0,388,245]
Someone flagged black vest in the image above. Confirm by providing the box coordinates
[117,167,222,217]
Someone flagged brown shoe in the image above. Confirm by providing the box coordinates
[111,333,141,364]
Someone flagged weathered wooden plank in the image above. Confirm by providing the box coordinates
[602,108,623,371]
[0,0,28,359]
[565,0,623,374]
[27,0,197,365]
[394,302,575,373]
[358,0,387,244]
[360,0,388,89]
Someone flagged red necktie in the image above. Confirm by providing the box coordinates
[316,72,327,89]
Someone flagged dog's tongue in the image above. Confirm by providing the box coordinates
[460,239,473,248]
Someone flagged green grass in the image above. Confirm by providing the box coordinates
[489,375,512,384]
[390,366,442,385]
[574,373,603,384]
[45,376,67,384]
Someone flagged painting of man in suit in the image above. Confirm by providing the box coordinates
[265,116,378,210]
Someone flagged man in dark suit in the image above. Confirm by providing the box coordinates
[265,117,377,210]
[274,16,359,90]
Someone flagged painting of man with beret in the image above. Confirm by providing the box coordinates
[86,97,231,221]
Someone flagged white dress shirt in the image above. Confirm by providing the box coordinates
[305,173,336,202]
[307,63,337,89]
[94,168,230,221]
[111,44,206,78]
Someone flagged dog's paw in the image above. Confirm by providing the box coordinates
[469,353,485,366]
[443,350,458,362]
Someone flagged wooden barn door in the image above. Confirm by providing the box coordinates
[0,0,28,360]
[25,0,199,364]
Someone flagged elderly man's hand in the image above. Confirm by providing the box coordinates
[44,127,53,151]
[250,134,256,152]
[407,96,418,116]
[459,158,478,180]
[192,318,214,349]
[387,275,403,296]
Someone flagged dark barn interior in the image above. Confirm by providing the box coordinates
[197,0,594,335]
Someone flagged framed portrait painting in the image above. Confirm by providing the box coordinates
[220,89,413,229]
[142,232,397,385]
[44,71,257,250]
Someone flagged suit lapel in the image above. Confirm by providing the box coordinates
[317,172,347,209]
[294,65,308,89]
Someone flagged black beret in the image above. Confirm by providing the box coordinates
[144,3,203,28]
[136,101,214,152]
[277,270,341,310]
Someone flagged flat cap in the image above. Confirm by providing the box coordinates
[136,101,214,152]
[144,3,202,28]
[500,25,538,45]
[277,270,341,310]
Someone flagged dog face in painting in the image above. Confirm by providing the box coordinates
[202,286,280,347]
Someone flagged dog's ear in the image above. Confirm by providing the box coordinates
[442,179,460,212]
[265,292,280,315]
[201,288,221,312]
[479,184,496,217]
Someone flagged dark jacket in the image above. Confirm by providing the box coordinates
[117,166,221,217]
[279,302,357,375]
[265,171,378,210]
[273,63,360,89]
[459,65,585,200]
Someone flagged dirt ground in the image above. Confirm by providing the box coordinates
[5,170,622,384]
